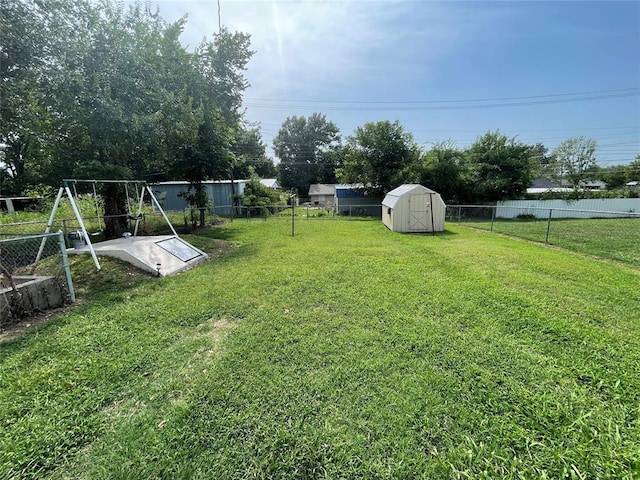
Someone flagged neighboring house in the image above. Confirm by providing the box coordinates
[626,181,639,190]
[580,179,607,190]
[334,184,382,217]
[527,177,570,194]
[153,179,279,215]
[260,178,280,189]
[530,177,561,189]
[526,177,607,194]
[308,184,336,206]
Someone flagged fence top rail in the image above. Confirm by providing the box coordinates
[0,232,62,242]
[0,219,52,227]
[0,217,97,227]
[448,204,495,208]
[448,204,640,217]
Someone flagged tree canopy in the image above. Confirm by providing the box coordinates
[465,131,536,202]
[1,2,635,207]
[552,136,597,188]
[0,1,258,211]
[273,113,341,195]
[338,120,419,197]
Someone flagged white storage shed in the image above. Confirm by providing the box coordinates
[382,184,446,233]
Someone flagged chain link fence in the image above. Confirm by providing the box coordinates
[205,204,382,221]
[0,232,75,328]
[446,205,640,267]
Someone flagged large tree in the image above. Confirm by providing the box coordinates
[626,155,640,183]
[273,113,341,195]
[465,131,535,201]
[230,128,277,179]
[419,141,470,204]
[552,136,597,188]
[0,0,71,194]
[338,120,419,196]
[1,0,254,233]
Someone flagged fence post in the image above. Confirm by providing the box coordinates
[545,208,553,245]
[490,206,496,232]
[291,195,295,237]
[457,206,461,225]
[57,231,76,303]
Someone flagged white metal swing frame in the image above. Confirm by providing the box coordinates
[37,179,178,271]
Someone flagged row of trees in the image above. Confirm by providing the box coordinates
[2,0,637,218]
[273,114,640,202]
[1,0,277,234]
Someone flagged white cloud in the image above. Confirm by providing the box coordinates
[144,1,515,150]
[150,1,477,98]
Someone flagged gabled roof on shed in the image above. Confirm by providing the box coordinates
[382,184,437,208]
[260,178,280,189]
[308,184,336,196]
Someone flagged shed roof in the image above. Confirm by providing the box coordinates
[153,178,279,189]
[335,184,367,198]
[260,178,280,189]
[382,184,437,208]
[308,184,336,196]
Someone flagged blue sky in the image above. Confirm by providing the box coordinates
[150,0,639,166]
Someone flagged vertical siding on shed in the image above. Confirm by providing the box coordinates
[151,184,189,211]
[152,181,247,215]
[382,204,392,229]
[431,194,446,231]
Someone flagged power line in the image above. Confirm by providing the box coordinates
[245,91,639,111]
[245,87,640,105]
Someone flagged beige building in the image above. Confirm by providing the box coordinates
[382,184,446,233]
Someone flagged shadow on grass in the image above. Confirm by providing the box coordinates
[387,228,459,237]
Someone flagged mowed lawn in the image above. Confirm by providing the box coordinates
[458,217,640,267]
[1,219,639,479]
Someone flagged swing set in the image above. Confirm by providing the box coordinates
[39,179,178,271]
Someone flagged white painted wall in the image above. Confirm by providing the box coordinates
[496,198,640,219]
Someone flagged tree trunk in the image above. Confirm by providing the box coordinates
[103,184,128,239]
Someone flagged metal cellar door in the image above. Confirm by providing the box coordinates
[409,193,430,231]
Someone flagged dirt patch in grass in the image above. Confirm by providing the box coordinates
[0,304,73,342]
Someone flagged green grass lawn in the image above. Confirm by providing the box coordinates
[1,220,639,479]
[458,217,640,267]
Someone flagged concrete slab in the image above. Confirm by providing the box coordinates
[68,235,208,277]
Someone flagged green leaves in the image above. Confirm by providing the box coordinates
[553,136,598,188]
[273,114,341,195]
[465,130,536,202]
[339,120,420,196]
[1,0,255,197]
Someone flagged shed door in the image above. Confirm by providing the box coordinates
[408,193,430,231]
